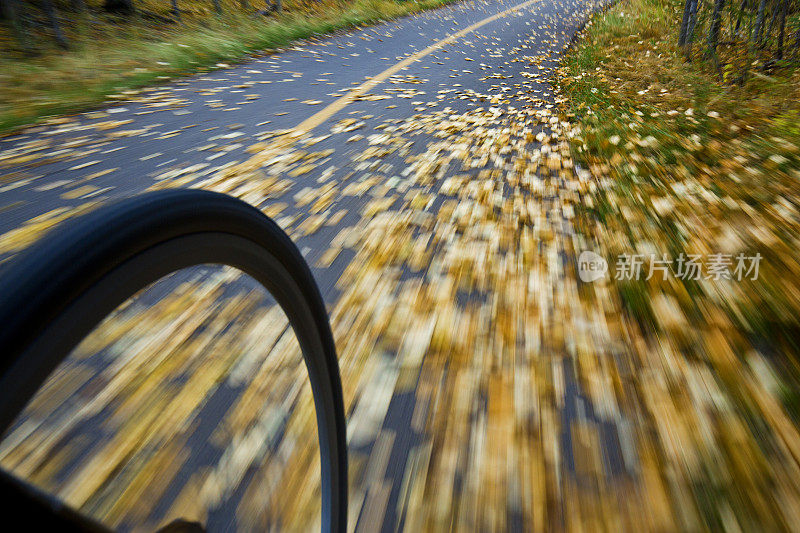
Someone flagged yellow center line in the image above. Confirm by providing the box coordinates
[293,0,542,134]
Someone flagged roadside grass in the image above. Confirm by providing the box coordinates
[557,2,800,526]
[559,0,800,374]
[0,0,457,133]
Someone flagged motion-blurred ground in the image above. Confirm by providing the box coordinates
[1,0,800,531]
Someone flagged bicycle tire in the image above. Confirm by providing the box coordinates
[0,189,347,533]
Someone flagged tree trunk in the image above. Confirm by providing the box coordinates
[211,0,221,14]
[104,0,134,13]
[685,0,701,58]
[753,0,767,44]
[734,0,747,36]
[71,0,86,11]
[42,0,69,49]
[241,0,249,9]
[679,0,694,45]
[686,0,701,40]
[764,0,782,47]
[171,0,180,20]
[706,0,726,58]
[776,0,787,59]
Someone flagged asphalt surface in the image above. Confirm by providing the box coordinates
[1,0,596,293]
[0,0,610,530]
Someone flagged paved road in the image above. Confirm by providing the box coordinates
[0,0,616,531]
[0,0,595,287]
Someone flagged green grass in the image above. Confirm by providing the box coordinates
[558,3,800,525]
[0,0,458,133]
[558,0,800,352]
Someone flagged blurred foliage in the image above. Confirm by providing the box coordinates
[559,0,800,405]
[678,0,800,76]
